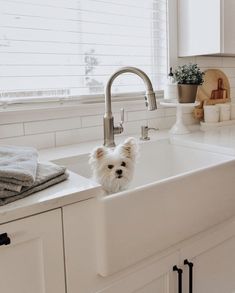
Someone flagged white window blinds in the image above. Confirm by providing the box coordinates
[0,0,168,101]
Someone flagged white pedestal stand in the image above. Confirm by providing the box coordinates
[160,100,198,135]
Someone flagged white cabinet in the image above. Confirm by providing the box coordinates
[63,198,179,293]
[63,198,235,293]
[190,238,235,293]
[133,276,167,293]
[178,0,235,56]
[181,218,235,293]
[2,196,232,293]
[0,209,65,293]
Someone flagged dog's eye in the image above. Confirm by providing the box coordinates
[121,161,126,167]
[108,164,114,169]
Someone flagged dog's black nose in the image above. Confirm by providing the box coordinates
[116,169,123,175]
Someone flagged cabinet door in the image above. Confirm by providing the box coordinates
[178,0,221,56]
[189,236,235,293]
[0,209,65,293]
[181,219,235,293]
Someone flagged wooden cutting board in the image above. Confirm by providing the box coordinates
[196,69,230,102]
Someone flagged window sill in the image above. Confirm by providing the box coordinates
[0,91,164,114]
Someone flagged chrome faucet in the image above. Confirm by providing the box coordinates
[104,66,157,147]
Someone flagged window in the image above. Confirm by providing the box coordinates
[0,0,168,102]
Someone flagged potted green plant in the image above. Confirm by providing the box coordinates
[173,63,204,103]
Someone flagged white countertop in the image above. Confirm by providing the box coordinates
[171,125,235,156]
[1,125,235,224]
[0,171,103,224]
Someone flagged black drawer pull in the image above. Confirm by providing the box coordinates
[184,259,194,293]
[173,265,183,293]
[0,233,11,246]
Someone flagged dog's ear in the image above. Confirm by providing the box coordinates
[117,137,138,160]
[89,146,107,164]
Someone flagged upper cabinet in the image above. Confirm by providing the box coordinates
[178,0,235,57]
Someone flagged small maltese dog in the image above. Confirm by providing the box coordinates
[89,137,138,194]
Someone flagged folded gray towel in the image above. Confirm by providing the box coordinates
[0,145,38,192]
[0,163,69,206]
[0,181,22,193]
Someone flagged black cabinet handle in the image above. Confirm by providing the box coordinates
[184,259,194,293]
[173,265,183,293]
[0,233,11,246]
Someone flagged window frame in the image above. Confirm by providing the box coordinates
[0,0,176,112]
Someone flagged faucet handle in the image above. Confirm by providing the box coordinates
[120,108,124,126]
[114,108,125,135]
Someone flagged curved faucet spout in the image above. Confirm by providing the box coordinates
[104,66,157,147]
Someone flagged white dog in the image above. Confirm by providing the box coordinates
[89,137,138,194]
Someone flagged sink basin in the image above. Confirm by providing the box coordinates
[53,139,231,189]
[53,138,235,276]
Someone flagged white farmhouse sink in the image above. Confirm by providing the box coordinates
[54,139,231,189]
[53,139,235,276]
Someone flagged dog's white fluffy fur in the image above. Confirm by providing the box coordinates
[89,137,138,194]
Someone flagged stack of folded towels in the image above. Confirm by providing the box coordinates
[0,145,69,206]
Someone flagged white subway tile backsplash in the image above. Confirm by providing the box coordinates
[195,56,223,68]
[81,115,103,128]
[24,117,81,135]
[0,107,82,125]
[221,68,235,78]
[78,126,103,143]
[230,87,235,98]
[147,116,176,130]
[56,128,82,147]
[0,133,55,149]
[0,123,24,139]
[123,120,148,136]
[228,78,235,88]
[178,57,196,65]
[127,111,148,121]
[56,126,103,147]
[127,108,165,122]
[222,57,235,68]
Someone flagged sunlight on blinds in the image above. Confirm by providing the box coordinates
[0,0,168,100]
